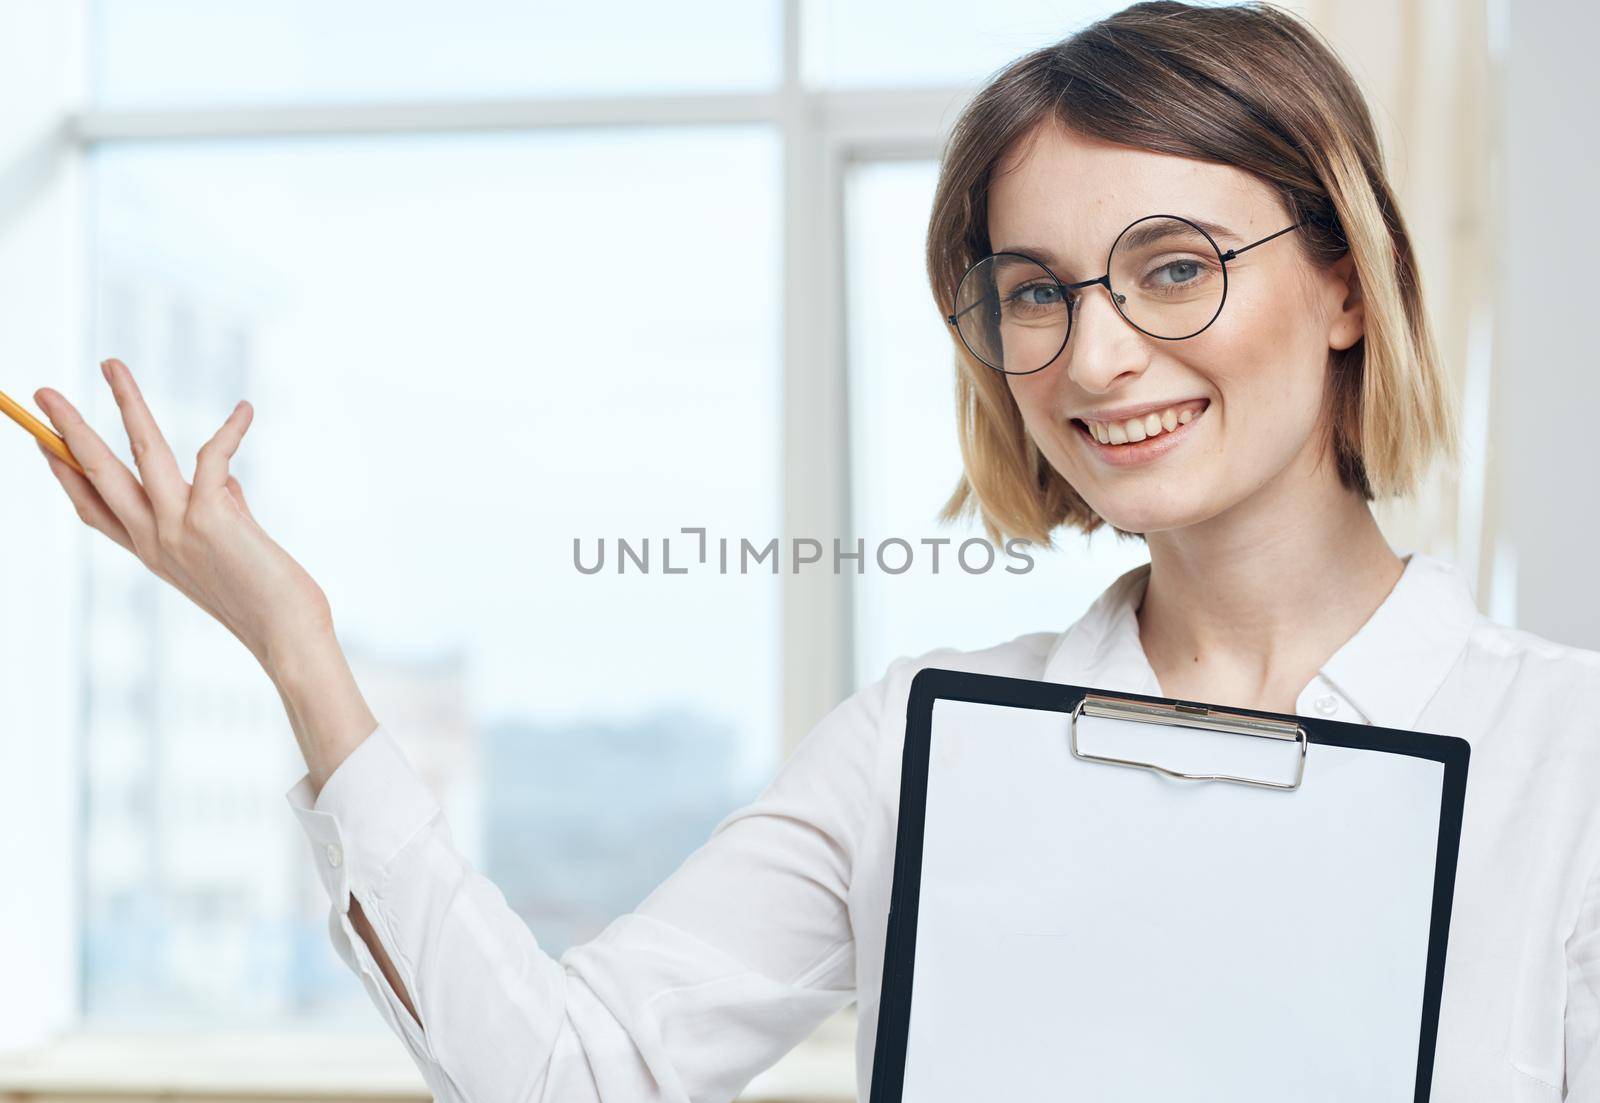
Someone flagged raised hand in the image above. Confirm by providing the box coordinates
[33,357,334,674]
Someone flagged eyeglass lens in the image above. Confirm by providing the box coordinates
[952,216,1227,375]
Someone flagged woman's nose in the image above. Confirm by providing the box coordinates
[1057,281,1152,392]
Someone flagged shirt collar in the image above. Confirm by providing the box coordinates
[1041,549,1481,729]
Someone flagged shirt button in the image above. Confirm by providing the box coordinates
[325,843,344,868]
[1313,693,1339,716]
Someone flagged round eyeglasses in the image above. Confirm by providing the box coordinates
[946,214,1309,376]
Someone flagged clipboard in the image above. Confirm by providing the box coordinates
[869,667,1470,1103]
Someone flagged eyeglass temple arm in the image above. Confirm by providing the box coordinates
[1219,218,1310,263]
[946,298,985,325]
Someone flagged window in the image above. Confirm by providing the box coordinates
[82,129,783,1022]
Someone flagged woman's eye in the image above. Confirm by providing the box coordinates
[1015,282,1061,305]
[1151,259,1203,286]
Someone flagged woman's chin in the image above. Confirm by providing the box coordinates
[1090,498,1212,536]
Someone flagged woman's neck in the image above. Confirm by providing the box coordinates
[1136,468,1404,714]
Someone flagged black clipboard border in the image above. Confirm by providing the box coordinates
[868,666,1471,1103]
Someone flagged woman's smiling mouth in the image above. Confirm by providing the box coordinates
[1071,398,1210,466]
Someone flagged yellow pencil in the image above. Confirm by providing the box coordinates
[0,385,88,477]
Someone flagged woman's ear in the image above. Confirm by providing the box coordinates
[1326,250,1365,351]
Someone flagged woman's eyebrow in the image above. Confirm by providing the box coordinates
[992,217,1242,272]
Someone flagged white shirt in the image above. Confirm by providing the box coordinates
[286,549,1600,1101]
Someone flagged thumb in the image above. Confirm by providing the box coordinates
[224,475,256,522]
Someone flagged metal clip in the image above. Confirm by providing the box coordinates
[1068,692,1308,791]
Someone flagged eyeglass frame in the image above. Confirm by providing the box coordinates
[945,213,1312,376]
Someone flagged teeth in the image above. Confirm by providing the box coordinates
[1082,402,1205,445]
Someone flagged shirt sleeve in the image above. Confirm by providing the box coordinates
[283,657,904,1103]
[1567,853,1600,1099]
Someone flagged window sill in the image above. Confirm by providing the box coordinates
[0,1009,857,1102]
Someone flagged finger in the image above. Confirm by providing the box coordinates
[194,400,253,494]
[100,358,191,522]
[35,438,136,553]
[34,386,159,553]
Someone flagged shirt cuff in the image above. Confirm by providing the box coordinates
[284,723,443,910]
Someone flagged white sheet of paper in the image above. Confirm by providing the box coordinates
[900,698,1445,1102]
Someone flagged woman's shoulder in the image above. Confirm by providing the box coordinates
[878,628,1061,689]
[782,630,1064,810]
[1466,611,1600,674]
[826,629,1064,799]
[1459,610,1600,709]
[850,628,1063,729]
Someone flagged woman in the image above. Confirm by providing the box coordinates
[31,1,1600,1099]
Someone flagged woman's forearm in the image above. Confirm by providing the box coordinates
[265,626,379,793]
[266,626,422,1028]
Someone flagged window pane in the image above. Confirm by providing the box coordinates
[83,127,781,1024]
[803,0,1129,88]
[92,0,780,108]
[844,159,1149,691]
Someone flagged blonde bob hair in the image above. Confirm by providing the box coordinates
[929,0,1459,547]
